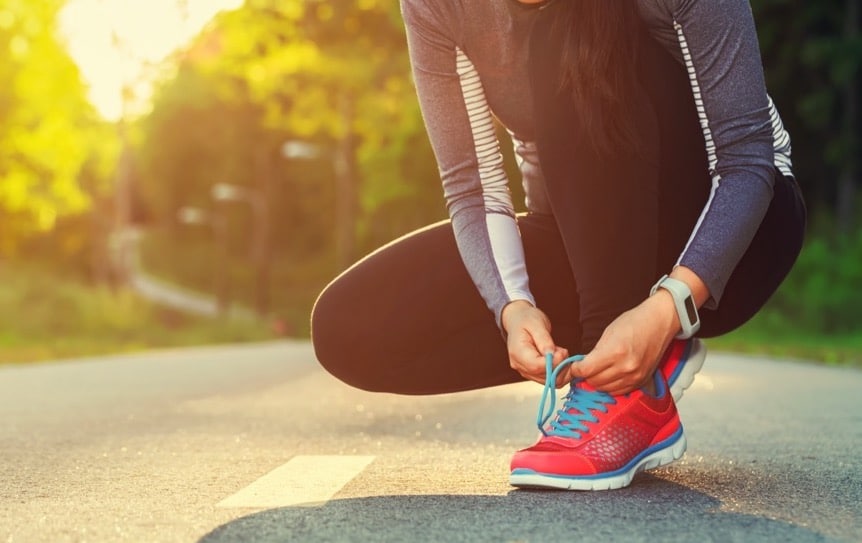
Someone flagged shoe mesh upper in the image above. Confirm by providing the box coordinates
[579,417,656,471]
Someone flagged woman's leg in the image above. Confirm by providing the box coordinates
[527,17,711,350]
[311,214,581,395]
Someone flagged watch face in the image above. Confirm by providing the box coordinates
[684,296,698,324]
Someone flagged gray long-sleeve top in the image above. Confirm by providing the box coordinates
[400,0,794,327]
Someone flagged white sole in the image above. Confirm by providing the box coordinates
[509,429,687,491]
[669,338,707,402]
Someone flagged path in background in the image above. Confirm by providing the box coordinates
[117,227,255,320]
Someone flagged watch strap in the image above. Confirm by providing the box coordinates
[650,275,701,339]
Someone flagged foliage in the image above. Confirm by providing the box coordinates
[134,0,443,273]
[0,262,272,364]
[708,210,862,367]
[751,0,860,222]
[707,327,862,367]
[138,227,334,336]
[136,64,271,226]
[763,213,862,334]
[0,0,117,255]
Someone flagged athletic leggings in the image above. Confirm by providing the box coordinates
[311,25,806,396]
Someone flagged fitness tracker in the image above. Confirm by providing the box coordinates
[650,275,701,339]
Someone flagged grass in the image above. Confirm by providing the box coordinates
[0,263,274,364]
[138,227,335,337]
[706,309,862,368]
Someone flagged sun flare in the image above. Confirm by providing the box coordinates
[58,0,243,121]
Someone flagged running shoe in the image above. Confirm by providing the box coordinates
[662,338,706,402]
[509,354,686,490]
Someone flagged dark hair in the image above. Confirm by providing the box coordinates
[555,1,644,156]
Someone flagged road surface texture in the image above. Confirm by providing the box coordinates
[2,341,860,542]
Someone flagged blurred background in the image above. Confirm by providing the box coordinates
[0,0,858,365]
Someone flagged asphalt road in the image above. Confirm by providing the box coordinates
[2,341,861,543]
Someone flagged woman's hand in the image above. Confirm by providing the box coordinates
[501,300,569,387]
[566,267,709,395]
[566,292,679,395]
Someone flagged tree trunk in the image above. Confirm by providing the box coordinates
[113,121,134,285]
[254,148,272,317]
[837,0,859,235]
[334,93,359,271]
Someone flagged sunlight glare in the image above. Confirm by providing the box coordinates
[59,0,244,121]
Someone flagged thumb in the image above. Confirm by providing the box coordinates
[573,345,611,381]
[567,351,593,380]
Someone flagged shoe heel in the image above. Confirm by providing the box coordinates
[670,339,707,402]
[641,427,687,473]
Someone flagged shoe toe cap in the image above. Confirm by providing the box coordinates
[510,441,598,476]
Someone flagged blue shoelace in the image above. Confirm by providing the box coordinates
[536,353,617,438]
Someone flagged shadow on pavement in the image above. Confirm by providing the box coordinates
[199,475,839,543]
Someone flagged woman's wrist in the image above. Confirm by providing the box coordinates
[501,299,534,333]
[668,265,710,308]
[644,290,682,338]
[647,265,710,338]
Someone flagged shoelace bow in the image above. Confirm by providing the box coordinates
[536,352,617,439]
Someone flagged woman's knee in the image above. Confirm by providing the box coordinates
[310,273,402,393]
[311,280,363,385]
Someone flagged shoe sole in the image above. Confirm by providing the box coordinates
[509,426,687,491]
[668,338,707,403]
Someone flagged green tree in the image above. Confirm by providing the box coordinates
[0,0,114,256]
[753,0,861,232]
[206,0,441,267]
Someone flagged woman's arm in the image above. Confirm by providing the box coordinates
[401,0,535,327]
[661,0,783,307]
[572,0,788,393]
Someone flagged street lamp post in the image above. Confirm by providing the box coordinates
[177,206,230,315]
[205,140,322,318]
[281,140,322,160]
[210,181,269,316]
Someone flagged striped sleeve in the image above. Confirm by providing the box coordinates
[401,0,534,327]
[669,0,792,307]
[455,50,511,214]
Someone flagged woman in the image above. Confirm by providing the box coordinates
[311,0,806,490]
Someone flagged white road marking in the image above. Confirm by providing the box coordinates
[217,455,376,509]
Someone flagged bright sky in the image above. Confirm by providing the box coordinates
[58,0,243,121]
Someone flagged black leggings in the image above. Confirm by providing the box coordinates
[311,25,806,396]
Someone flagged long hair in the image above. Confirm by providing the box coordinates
[554,1,644,156]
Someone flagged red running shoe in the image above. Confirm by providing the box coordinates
[661,338,706,402]
[510,354,686,491]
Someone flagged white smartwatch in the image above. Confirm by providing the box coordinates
[650,275,700,339]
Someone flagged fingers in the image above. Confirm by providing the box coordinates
[536,345,574,389]
[576,346,656,394]
[507,329,551,386]
[551,346,572,388]
[505,306,568,386]
[584,371,646,396]
[566,351,603,382]
[526,321,556,359]
[508,343,547,386]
